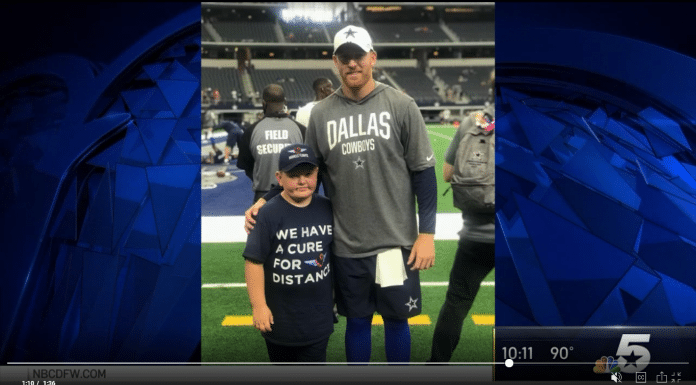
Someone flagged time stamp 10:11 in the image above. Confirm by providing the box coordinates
[500,346,573,361]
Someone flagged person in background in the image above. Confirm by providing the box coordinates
[429,69,495,362]
[201,138,225,164]
[295,77,334,128]
[214,119,244,161]
[202,106,216,140]
[237,84,306,202]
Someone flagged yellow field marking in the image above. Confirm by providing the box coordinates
[221,314,432,326]
[471,314,495,325]
[223,314,493,326]
[222,315,253,326]
[371,315,431,325]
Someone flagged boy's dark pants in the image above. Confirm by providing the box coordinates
[265,337,330,363]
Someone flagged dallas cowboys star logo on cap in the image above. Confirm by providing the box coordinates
[344,28,356,38]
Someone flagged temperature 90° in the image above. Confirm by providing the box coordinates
[550,346,574,360]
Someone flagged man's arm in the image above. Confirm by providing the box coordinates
[407,166,437,271]
[443,162,454,182]
[443,119,464,183]
[244,173,324,233]
[244,259,273,332]
[236,123,255,180]
[398,96,437,270]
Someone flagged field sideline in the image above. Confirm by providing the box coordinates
[201,124,495,363]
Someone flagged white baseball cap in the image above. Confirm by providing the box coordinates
[333,25,373,54]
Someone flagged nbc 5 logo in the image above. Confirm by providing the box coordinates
[616,334,651,373]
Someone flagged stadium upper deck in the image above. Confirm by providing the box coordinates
[201,3,493,112]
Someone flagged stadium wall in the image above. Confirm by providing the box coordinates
[203,58,493,69]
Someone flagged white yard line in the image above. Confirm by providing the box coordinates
[203,128,458,243]
[202,281,494,289]
[202,213,463,243]
[428,131,454,141]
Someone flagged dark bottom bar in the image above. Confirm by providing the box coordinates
[1,365,493,384]
[495,326,695,381]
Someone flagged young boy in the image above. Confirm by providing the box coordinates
[243,144,334,362]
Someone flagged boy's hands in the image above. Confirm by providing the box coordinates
[244,260,272,332]
[252,305,274,332]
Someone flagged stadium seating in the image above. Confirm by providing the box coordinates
[447,21,494,42]
[365,22,451,43]
[201,68,244,104]
[212,21,277,42]
[280,21,329,43]
[435,66,492,103]
[202,24,214,42]
[201,4,494,109]
[383,67,441,105]
[247,69,339,106]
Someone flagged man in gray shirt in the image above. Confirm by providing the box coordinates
[246,26,437,363]
[237,84,305,202]
[429,70,495,362]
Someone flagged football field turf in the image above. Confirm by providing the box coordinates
[201,124,495,363]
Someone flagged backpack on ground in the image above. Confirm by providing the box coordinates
[451,108,495,214]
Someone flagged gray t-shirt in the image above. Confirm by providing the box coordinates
[444,103,495,243]
[305,82,436,257]
[243,115,304,193]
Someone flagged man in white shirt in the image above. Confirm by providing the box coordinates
[295,78,334,128]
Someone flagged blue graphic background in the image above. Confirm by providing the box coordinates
[496,3,696,326]
[0,4,201,362]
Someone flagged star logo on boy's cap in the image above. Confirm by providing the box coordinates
[344,28,356,38]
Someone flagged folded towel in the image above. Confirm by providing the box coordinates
[375,248,407,287]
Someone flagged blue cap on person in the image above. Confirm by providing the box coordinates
[278,144,318,172]
[333,25,373,54]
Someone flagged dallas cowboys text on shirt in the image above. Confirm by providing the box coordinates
[273,225,333,285]
[326,112,391,155]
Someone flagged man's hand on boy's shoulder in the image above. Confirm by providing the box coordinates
[244,198,266,234]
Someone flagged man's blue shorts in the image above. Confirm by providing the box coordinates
[332,247,422,320]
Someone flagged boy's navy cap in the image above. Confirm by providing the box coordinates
[278,144,318,172]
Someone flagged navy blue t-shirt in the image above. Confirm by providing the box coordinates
[243,194,334,346]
